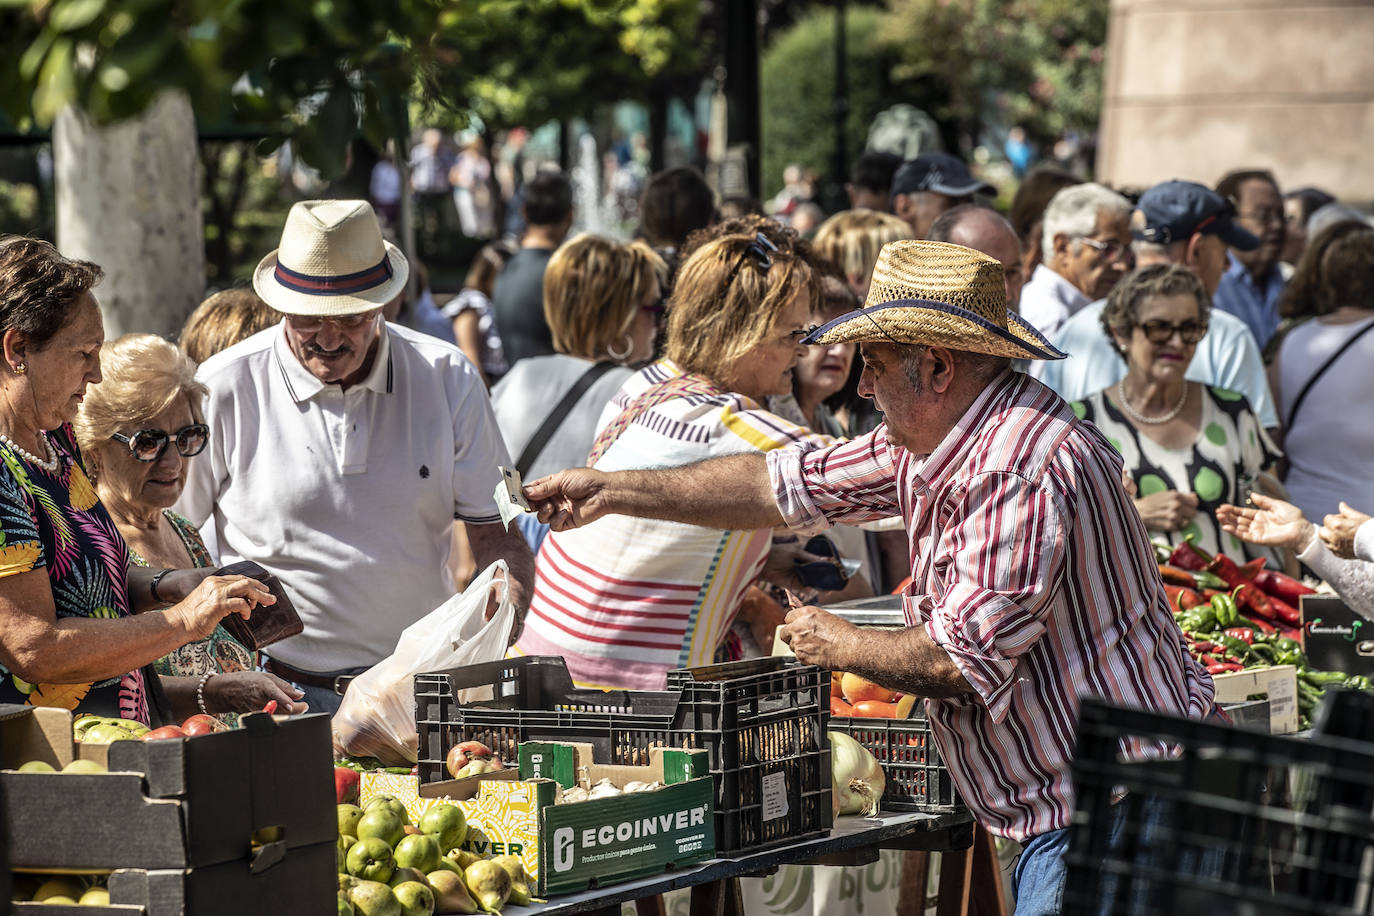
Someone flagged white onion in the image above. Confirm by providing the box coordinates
[828,731,885,817]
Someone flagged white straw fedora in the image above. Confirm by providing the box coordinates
[252,200,408,316]
[803,239,1066,361]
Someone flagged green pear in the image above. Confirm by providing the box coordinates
[79,886,110,906]
[424,870,478,916]
[81,722,137,745]
[348,880,402,916]
[346,836,396,884]
[364,795,411,825]
[463,860,511,914]
[337,893,355,916]
[339,834,359,855]
[387,867,426,888]
[393,834,441,875]
[392,881,435,916]
[338,804,365,838]
[62,759,107,774]
[431,857,464,878]
[417,803,467,855]
[490,855,531,906]
[357,807,406,849]
[445,849,481,870]
[111,718,150,736]
[33,878,85,902]
[339,875,360,894]
[17,760,55,772]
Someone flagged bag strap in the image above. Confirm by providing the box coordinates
[1284,319,1374,431]
[586,372,720,465]
[515,361,618,477]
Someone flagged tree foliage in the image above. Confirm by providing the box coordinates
[0,0,700,176]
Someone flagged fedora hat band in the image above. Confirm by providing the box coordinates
[273,254,393,297]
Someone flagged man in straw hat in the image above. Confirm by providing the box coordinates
[178,200,533,715]
[524,239,1218,912]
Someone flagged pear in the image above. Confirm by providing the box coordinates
[33,877,85,902]
[62,759,107,774]
[339,875,360,894]
[424,869,478,915]
[364,794,411,826]
[392,880,435,916]
[445,849,482,870]
[418,803,468,854]
[387,867,426,888]
[17,760,55,772]
[348,880,402,916]
[394,834,442,875]
[463,859,511,914]
[338,893,356,916]
[339,803,365,838]
[489,855,531,906]
[357,807,407,848]
[79,886,111,906]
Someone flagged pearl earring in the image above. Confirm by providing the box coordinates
[13,363,25,374]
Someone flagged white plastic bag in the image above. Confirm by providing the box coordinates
[332,560,515,765]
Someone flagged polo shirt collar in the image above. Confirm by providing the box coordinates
[1033,264,1091,311]
[910,369,1021,493]
[272,321,395,403]
[1225,250,1282,292]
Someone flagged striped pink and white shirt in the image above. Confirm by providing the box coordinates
[767,370,1215,841]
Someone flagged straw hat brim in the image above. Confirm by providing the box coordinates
[803,298,1067,361]
[252,240,409,317]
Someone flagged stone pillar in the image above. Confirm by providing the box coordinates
[54,91,205,339]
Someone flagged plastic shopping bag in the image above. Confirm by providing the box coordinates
[332,560,515,765]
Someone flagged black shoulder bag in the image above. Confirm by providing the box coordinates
[1284,319,1374,432]
[514,361,618,477]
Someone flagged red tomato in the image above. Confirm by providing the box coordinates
[180,714,226,737]
[143,725,188,741]
[851,700,900,718]
[830,696,854,716]
[841,673,900,705]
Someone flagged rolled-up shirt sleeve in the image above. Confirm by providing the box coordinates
[922,470,1067,723]
[767,426,901,535]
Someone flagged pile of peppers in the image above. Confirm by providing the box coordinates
[1156,536,1373,729]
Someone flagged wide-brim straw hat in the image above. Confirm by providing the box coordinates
[253,200,408,316]
[803,239,1066,361]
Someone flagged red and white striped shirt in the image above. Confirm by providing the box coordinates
[767,370,1215,841]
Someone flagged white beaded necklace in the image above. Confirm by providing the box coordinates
[0,431,60,473]
[1115,380,1189,425]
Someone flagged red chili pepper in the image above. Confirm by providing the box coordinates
[1206,554,1248,589]
[1240,613,1276,635]
[1163,584,1204,610]
[262,700,278,715]
[1198,653,1220,667]
[1207,662,1245,674]
[1192,642,1220,654]
[1253,569,1317,604]
[1223,627,1255,645]
[1277,625,1304,642]
[1169,538,1210,571]
[1238,557,1267,579]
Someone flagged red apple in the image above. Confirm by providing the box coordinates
[444,740,495,779]
[180,714,227,737]
[143,725,188,741]
[335,766,361,804]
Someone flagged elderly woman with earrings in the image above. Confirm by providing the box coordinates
[0,237,277,725]
[1072,263,1282,564]
[75,333,307,723]
[512,217,841,689]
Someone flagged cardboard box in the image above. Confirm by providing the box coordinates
[517,743,714,897]
[1301,595,1374,677]
[359,768,549,883]
[0,705,335,870]
[1212,665,1299,734]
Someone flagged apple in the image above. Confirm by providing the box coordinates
[181,714,227,737]
[418,803,467,854]
[348,880,402,916]
[33,877,85,902]
[346,837,396,884]
[338,804,365,838]
[79,886,110,906]
[17,760,55,772]
[392,880,435,916]
[357,807,406,848]
[339,834,358,857]
[444,740,494,779]
[424,869,478,916]
[82,722,138,744]
[252,826,284,845]
[143,725,189,741]
[393,834,441,875]
[336,766,361,804]
[62,759,107,774]
[363,795,411,826]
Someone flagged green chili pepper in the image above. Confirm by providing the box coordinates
[1192,570,1229,590]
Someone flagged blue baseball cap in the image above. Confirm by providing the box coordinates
[1134,180,1259,250]
[890,152,994,198]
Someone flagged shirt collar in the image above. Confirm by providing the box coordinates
[911,369,1023,493]
[1225,250,1283,291]
[1032,264,1092,310]
[272,320,394,403]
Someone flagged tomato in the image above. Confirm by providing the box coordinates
[851,700,900,718]
[180,714,227,737]
[143,725,188,741]
[830,696,854,716]
[841,673,899,704]
[831,672,844,700]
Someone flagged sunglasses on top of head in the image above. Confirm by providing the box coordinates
[724,232,780,289]
[110,424,210,462]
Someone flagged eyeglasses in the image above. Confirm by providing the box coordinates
[1078,237,1134,263]
[285,310,381,333]
[1136,319,1208,345]
[1237,208,1283,227]
[642,294,667,316]
[111,424,210,462]
[724,232,780,290]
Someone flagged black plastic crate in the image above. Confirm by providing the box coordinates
[415,656,831,857]
[827,714,961,813]
[1064,698,1374,915]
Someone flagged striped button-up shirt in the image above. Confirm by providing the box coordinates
[767,370,1215,841]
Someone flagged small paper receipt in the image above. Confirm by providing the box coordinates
[494,466,532,531]
[761,770,789,821]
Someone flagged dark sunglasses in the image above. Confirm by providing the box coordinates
[642,294,667,316]
[111,423,210,462]
[724,232,780,290]
[1136,319,1207,345]
[793,534,852,592]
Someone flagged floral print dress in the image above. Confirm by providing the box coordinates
[0,424,153,723]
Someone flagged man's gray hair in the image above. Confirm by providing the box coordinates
[927,203,1015,245]
[1308,202,1372,240]
[1041,183,1132,261]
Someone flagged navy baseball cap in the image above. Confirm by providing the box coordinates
[1134,180,1259,250]
[890,152,994,198]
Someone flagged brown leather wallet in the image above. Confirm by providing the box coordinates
[213,560,305,650]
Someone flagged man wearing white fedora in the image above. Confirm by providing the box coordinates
[522,239,1218,913]
[177,199,534,715]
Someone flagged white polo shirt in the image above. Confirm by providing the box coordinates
[176,321,511,671]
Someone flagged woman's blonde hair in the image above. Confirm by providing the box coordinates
[178,288,282,365]
[544,235,667,362]
[74,334,207,456]
[810,209,913,284]
[665,216,822,386]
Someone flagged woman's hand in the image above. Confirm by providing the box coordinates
[1134,490,1199,531]
[1217,493,1314,552]
[167,575,275,642]
[1320,502,1373,559]
[526,468,610,532]
[204,670,308,716]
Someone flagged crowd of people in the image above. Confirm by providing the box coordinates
[2,135,1373,915]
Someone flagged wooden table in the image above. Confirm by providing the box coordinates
[503,808,976,916]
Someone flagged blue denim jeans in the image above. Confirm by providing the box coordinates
[260,660,369,717]
[1013,825,1071,915]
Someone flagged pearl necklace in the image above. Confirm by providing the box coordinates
[1115,380,1189,425]
[0,431,60,473]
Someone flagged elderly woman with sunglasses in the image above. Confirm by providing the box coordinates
[75,334,307,722]
[1072,263,1282,564]
[513,217,840,689]
[0,237,281,726]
